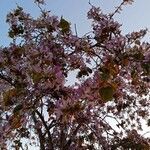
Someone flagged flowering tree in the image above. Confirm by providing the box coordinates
[0,0,150,149]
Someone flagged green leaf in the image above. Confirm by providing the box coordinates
[3,89,17,106]
[147,119,150,126]
[8,30,15,38]
[142,63,150,75]
[14,6,23,16]
[13,104,23,114]
[133,52,144,60]
[32,72,43,83]
[59,17,70,33]
[99,86,114,102]
[99,67,110,81]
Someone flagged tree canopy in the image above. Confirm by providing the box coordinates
[0,0,150,149]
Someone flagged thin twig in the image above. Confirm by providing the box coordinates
[74,24,78,36]
[109,1,125,19]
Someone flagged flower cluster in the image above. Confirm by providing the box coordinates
[0,0,149,149]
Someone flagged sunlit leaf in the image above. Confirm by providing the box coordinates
[10,115,22,129]
[3,88,17,106]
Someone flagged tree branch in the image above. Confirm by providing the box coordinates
[35,110,54,150]
[0,73,15,86]
[63,124,82,150]
[32,112,45,150]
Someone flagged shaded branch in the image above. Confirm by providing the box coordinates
[35,110,54,150]
[32,112,45,150]
[0,73,15,86]
[64,124,82,150]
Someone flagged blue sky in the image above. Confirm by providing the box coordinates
[1,0,150,46]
